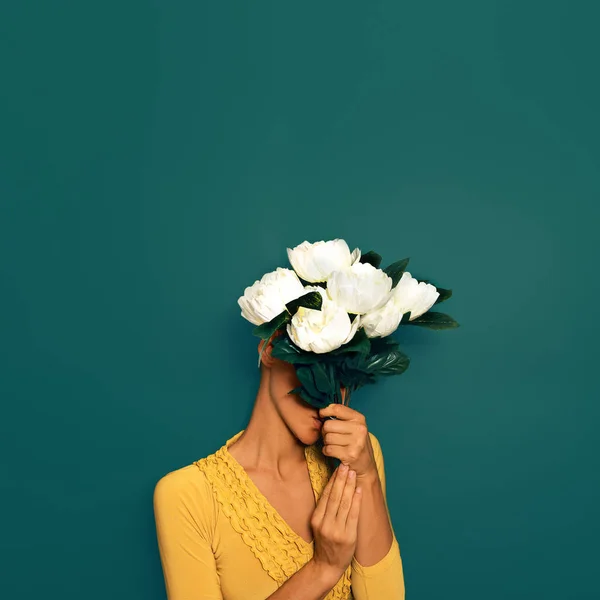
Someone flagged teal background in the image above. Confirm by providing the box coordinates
[1,2,598,599]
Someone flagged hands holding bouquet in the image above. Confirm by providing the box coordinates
[318,401,377,480]
[237,238,453,588]
[238,238,459,414]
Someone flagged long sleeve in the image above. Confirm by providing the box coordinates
[351,433,405,600]
[153,466,223,600]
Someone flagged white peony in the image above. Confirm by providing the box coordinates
[392,271,439,321]
[287,298,360,353]
[327,262,392,315]
[361,297,404,338]
[361,271,440,337]
[287,239,361,283]
[238,267,306,326]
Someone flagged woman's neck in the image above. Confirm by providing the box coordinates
[228,380,307,480]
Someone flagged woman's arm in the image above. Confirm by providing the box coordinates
[351,433,405,599]
[266,559,344,600]
[353,434,394,566]
[154,470,343,600]
[153,469,223,600]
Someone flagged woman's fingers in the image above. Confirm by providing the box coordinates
[310,465,363,576]
[311,466,339,526]
[322,432,352,447]
[335,467,356,525]
[324,465,349,520]
[322,444,349,460]
[346,484,363,531]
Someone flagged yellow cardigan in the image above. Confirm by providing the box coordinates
[154,429,405,599]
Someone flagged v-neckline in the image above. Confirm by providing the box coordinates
[223,430,318,547]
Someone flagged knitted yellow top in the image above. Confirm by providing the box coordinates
[154,430,405,599]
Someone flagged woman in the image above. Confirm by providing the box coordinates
[153,336,405,599]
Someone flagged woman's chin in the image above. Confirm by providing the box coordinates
[299,418,323,445]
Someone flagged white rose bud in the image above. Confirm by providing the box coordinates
[287,300,360,353]
[393,271,439,320]
[287,239,361,283]
[327,262,393,315]
[238,267,306,326]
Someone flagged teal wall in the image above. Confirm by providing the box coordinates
[1,2,598,599]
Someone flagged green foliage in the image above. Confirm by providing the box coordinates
[297,277,327,289]
[295,363,337,408]
[366,336,411,376]
[253,291,324,341]
[253,311,291,340]
[260,254,458,408]
[328,328,371,356]
[403,311,460,329]
[359,250,383,268]
[339,336,410,389]
[288,386,326,409]
[384,257,410,286]
[435,287,453,304]
[278,330,411,408]
[271,334,323,364]
[286,291,323,314]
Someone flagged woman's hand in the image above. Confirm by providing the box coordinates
[311,464,363,581]
[318,403,378,481]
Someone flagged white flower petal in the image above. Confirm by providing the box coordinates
[237,267,305,326]
[362,298,403,338]
[393,271,439,320]
[342,314,361,344]
[408,284,440,320]
[287,239,360,283]
[328,263,392,314]
[287,301,356,353]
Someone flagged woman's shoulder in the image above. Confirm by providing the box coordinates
[153,431,235,503]
[153,457,222,536]
[153,461,220,541]
[154,462,213,507]
[154,439,226,502]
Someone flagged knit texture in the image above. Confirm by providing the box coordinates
[194,430,353,599]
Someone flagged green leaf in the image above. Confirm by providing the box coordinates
[337,334,411,390]
[338,353,375,389]
[359,251,383,269]
[403,311,460,329]
[369,335,399,354]
[313,363,337,394]
[328,328,371,356]
[270,335,322,364]
[365,348,410,376]
[252,311,291,340]
[286,291,323,314]
[296,364,335,404]
[384,257,410,286]
[297,276,327,289]
[435,287,452,304]
[288,386,328,409]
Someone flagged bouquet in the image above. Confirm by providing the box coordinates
[237,239,459,411]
